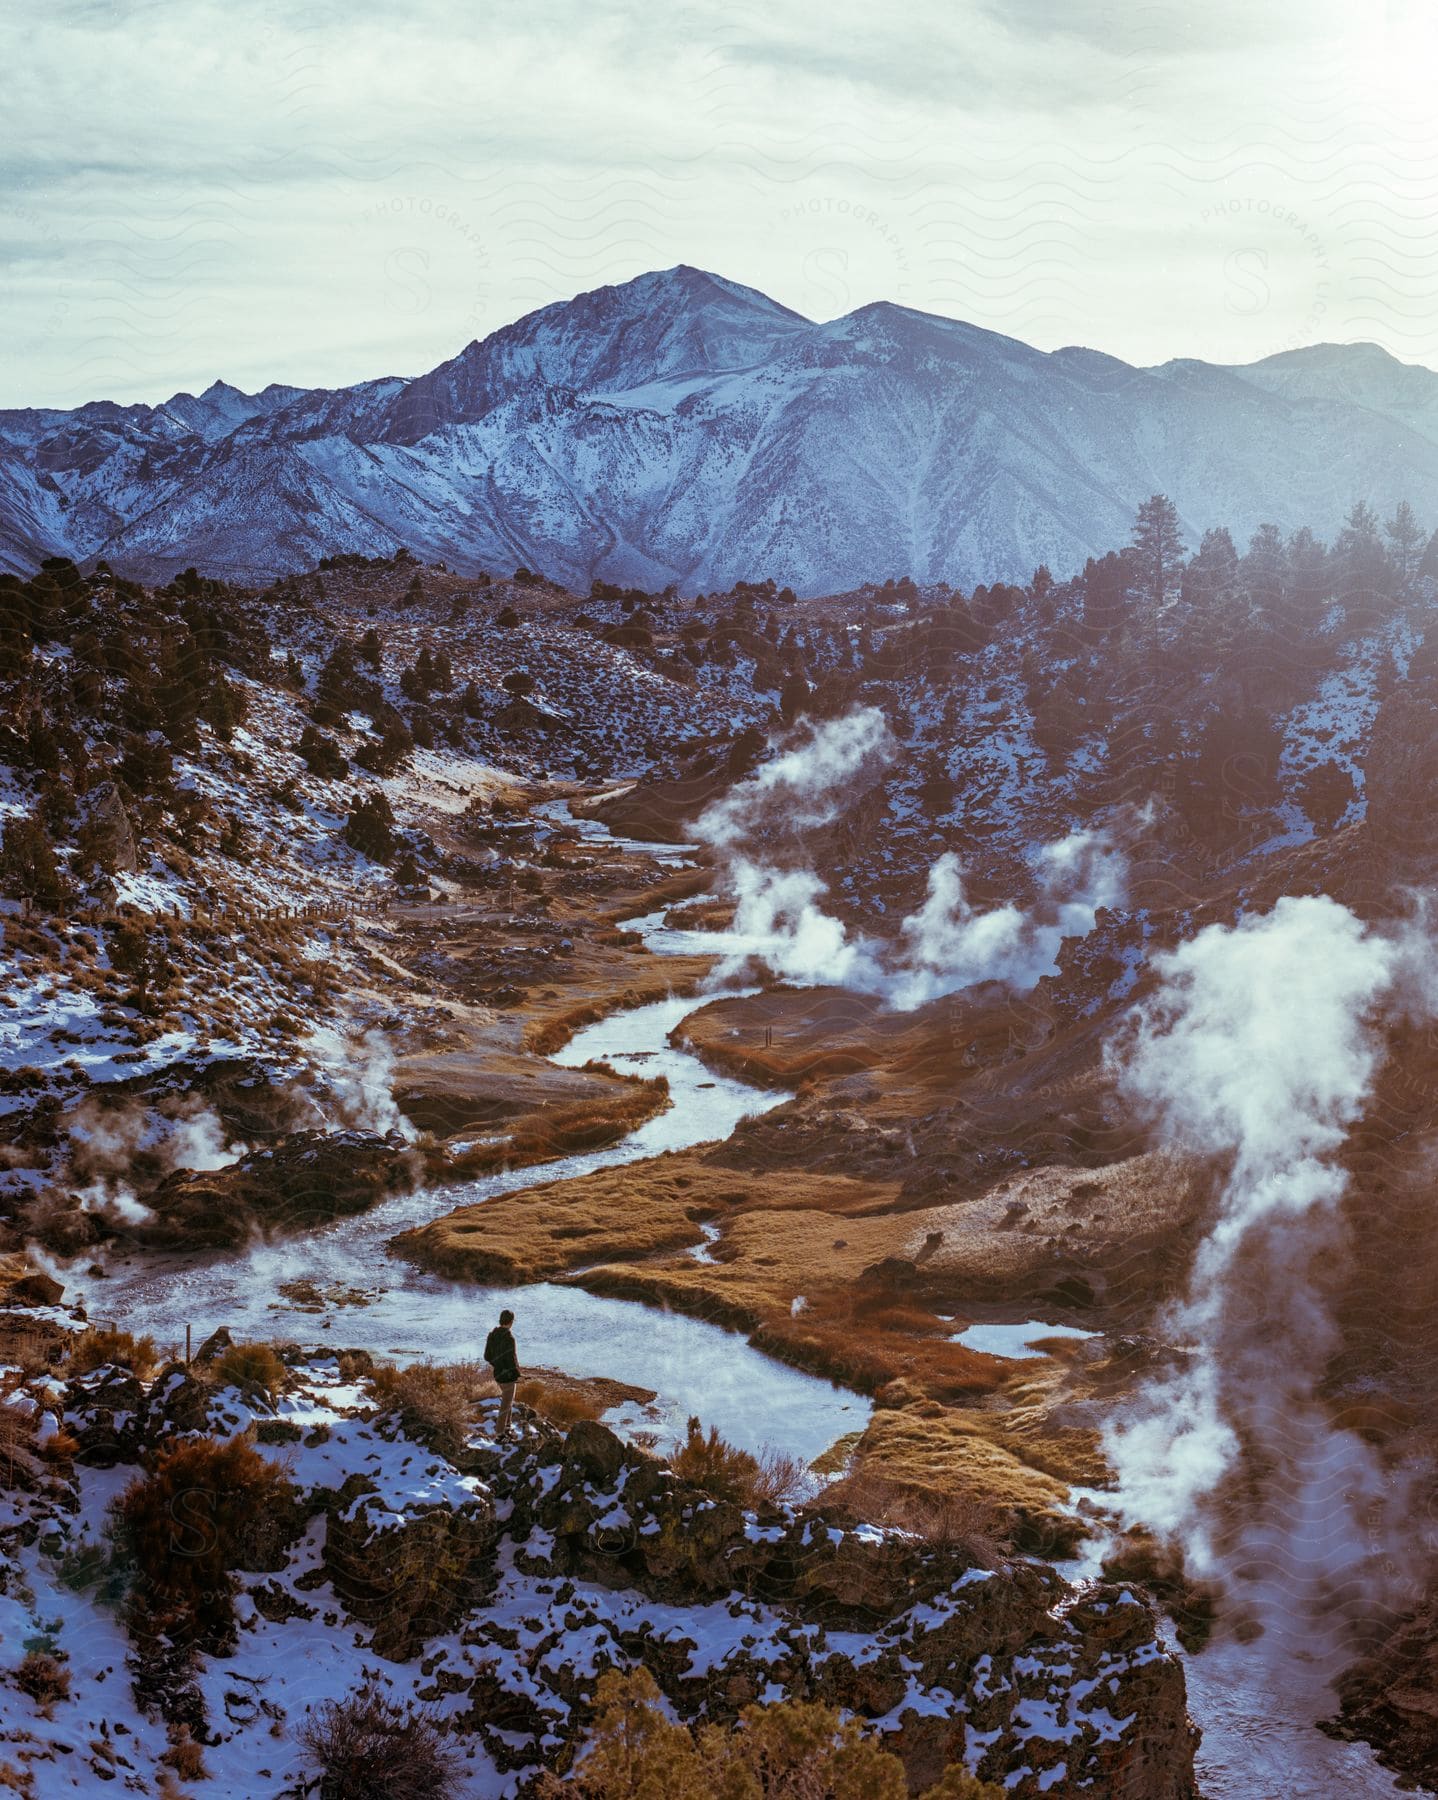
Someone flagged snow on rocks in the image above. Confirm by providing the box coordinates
[0,1349,1198,1797]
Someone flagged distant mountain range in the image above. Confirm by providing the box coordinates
[6,266,1438,594]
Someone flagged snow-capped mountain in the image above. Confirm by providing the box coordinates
[7,265,1438,593]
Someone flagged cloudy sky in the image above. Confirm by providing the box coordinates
[5,0,1436,407]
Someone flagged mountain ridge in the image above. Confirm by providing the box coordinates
[6,266,1438,593]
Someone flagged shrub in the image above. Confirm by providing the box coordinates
[298,723,347,778]
[14,1650,70,1708]
[69,1326,157,1379]
[749,1445,815,1509]
[669,1417,812,1509]
[366,1361,489,1453]
[159,1727,208,1780]
[355,720,413,778]
[344,793,397,863]
[299,1688,460,1800]
[0,812,69,914]
[819,1464,1001,1564]
[111,1433,295,1651]
[214,1341,288,1403]
[539,1667,1003,1797]
[670,1416,753,1504]
[516,1378,604,1429]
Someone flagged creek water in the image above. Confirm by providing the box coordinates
[62,868,1425,1796]
[68,979,867,1466]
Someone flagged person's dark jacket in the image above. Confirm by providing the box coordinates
[484,1325,519,1385]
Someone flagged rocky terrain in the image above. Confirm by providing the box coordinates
[3,499,1438,1794]
[0,1313,1195,1797]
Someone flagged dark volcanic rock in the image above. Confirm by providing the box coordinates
[136,1129,415,1248]
[1333,1599,1438,1789]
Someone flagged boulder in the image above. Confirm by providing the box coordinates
[65,1364,148,1465]
[137,1129,415,1248]
[80,781,138,874]
[322,1479,498,1660]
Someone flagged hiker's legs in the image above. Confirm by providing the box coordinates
[498,1381,516,1436]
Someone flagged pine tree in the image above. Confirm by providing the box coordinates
[1243,523,1290,623]
[0,812,69,914]
[1384,500,1424,585]
[1081,551,1127,638]
[1333,499,1390,605]
[1129,494,1186,611]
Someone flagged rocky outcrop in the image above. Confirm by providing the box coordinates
[477,1418,1198,1797]
[136,1128,415,1247]
[322,1471,498,1658]
[78,780,139,874]
[1333,1599,1438,1789]
[12,1352,1198,1799]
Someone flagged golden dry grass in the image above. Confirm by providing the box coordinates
[515,1377,605,1427]
[69,1326,159,1380]
[441,1078,670,1177]
[844,1401,1081,1553]
[395,1157,896,1288]
[523,966,710,1056]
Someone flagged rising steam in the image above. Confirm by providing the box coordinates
[1104,893,1430,1641]
[66,1093,247,1226]
[698,709,1126,1008]
[303,1024,415,1140]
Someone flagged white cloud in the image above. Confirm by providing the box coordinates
[3,0,1434,406]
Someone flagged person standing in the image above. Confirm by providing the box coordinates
[484,1308,520,1440]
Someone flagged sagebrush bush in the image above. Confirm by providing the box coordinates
[214,1340,288,1401]
[299,1688,460,1800]
[537,1667,1006,1797]
[69,1326,157,1378]
[668,1418,810,1509]
[14,1650,70,1708]
[112,1432,294,1651]
[367,1360,489,1451]
[160,1728,208,1781]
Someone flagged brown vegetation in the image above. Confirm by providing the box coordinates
[69,1326,159,1379]
[366,1360,494,1454]
[441,1077,670,1177]
[534,1666,1005,1798]
[214,1340,288,1401]
[13,1651,70,1710]
[112,1433,297,1651]
[669,1416,813,1509]
[515,1377,605,1428]
[394,1155,897,1289]
[299,1689,461,1800]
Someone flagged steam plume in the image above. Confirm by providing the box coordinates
[304,1025,415,1140]
[698,710,1125,1008]
[1104,893,1429,1639]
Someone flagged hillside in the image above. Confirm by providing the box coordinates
[2,511,1438,1795]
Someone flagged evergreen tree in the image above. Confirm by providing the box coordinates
[343,792,397,862]
[1130,494,1186,611]
[1081,551,1127,638]
[1384,500,1425,585]
[1243,523,1290,623]
[1332,499,1390,612]
[0,811,69,914]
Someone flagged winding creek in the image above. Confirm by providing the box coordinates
[64,893,1425,1798]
